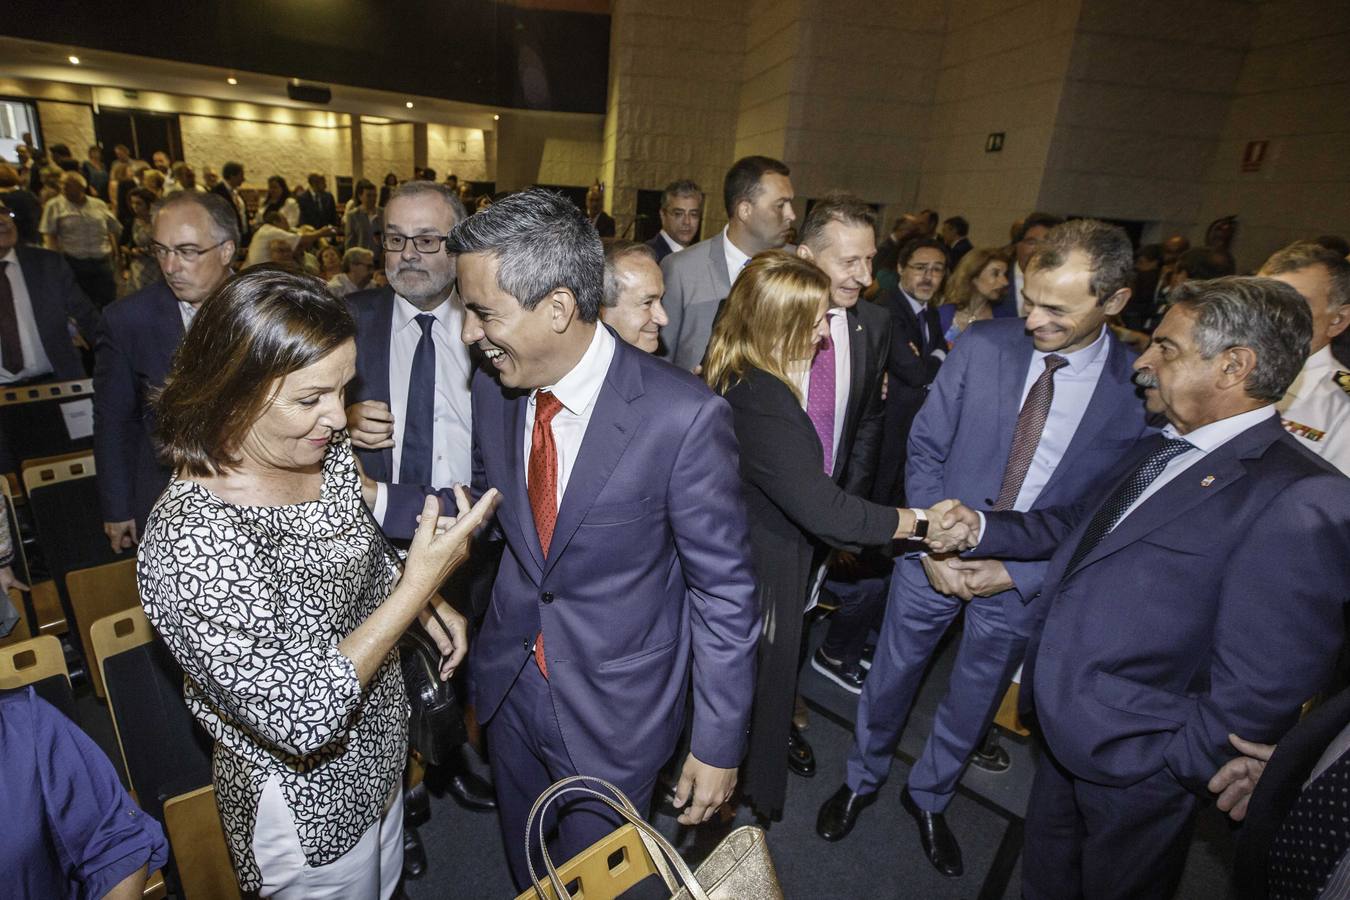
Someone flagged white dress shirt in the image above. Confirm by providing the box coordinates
[0,247,54,382]
[1276,345,1350,475]
[902,289,946,361]
[722,227,751,287]
[659,231,684,254]
[178,299,199,330]
[525,324,616,505]
[1117,404,1277,524]
[797,307,851,474]
[389,294,473,488]
[1010,325,1111,511]
[1013,264,1027,317]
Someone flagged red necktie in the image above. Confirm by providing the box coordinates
[528,390,565,677]
[0,261,24,374]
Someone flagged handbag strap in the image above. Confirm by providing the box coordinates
[524,775,709,900]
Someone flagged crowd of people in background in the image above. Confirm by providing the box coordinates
[4,132,1350,900]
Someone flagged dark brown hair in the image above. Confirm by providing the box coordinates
[154,266,355,476]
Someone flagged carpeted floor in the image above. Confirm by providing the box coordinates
[401,618,1237,899]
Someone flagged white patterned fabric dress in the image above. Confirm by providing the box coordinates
[137,435,407,891]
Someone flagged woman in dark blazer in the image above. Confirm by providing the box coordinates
[705,251,932,820]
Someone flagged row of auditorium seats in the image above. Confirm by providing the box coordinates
[0,608,233,898]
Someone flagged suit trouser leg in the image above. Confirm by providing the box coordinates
[845,557,962,794]
[487,661,659,892]
[906,593,1025,813]
[1023,747,1198,900]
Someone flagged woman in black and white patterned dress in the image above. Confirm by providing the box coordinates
[137,267,498,899]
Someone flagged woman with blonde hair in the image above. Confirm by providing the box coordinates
[937,246,1009,347]
[705,250,956,821]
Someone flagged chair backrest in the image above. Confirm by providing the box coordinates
[23,455,119,656]
[67,558,140,697]
[161,784,240,900]
[92,607,212,823]
[513,823,660,900]
[0,634,76,720]
[0,379,95,468]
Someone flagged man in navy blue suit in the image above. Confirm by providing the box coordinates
[644,179,703,264]
[0,201,100,472]
[379,188,759,888]
[817,220,1153,879]
[940,276,1350,899]
[94,191,237,552]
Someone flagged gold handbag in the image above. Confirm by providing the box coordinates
[520,775,782,900]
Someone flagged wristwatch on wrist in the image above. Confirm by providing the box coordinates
[910,508,929,540]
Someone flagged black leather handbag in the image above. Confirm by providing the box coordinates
[364,505,467,766]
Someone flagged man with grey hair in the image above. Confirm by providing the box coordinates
[326,246,375,299]
[1259,240,1350,474]
[645,179,703,263]
[936,276,1350,899]
[95,190,238,551]
[343,178,493,878]
[599,239,667,353]
[818,219,1152,878]
[379,187,758,890]
[40,170,121,307]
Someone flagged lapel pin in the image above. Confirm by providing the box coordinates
[855,323,862,332]
[1200,475,1215,487]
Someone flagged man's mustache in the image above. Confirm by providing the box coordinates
[1133,371,1159,388]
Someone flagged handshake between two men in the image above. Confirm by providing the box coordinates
[905,501,997,602]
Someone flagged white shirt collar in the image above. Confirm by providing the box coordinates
[1162,404,1278,452]
[1304,344,1338,376]
[660,230,683,253]
[533,324,614,417]
[0,247,17,266]
[900,288,926,317]
[1033,325,1110,375]
[392,293,453,332]
[722,226,751,274]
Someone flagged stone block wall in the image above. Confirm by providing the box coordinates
[361,121,416,185]
[427,124,491,183]
[1195,0,1350,271]
[35,99,96,157]
[179,115,352,192]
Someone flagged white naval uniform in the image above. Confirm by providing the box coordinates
[1277,345,1350,476]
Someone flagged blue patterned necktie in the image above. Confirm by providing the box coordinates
[399,314,436,485]
[1065,437,1191,572]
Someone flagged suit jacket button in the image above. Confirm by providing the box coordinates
[522,639,531,653]
[541,591,554,604]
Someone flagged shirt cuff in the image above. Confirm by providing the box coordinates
[973,511,986,548]
[373,482,388,525]
[931,348,947,361]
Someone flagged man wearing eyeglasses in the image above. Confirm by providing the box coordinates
[93,191,238,553]
[872,237,951,507]
[0,202,100,472]
[343,180,495,879]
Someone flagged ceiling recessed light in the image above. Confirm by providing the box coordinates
[405,101,415,109]
[227,77,238,85]
[68,55,80,65]
[493,114,500,121]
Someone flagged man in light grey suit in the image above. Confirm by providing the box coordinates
[660,156,796,370]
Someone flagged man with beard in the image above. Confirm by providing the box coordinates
[873,237,949,506]
[660,156,796,371]
[343,180,495,881]
[95,191,237,551]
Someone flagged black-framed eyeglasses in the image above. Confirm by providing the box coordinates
[381,233,450,254]
[150,240,228,262]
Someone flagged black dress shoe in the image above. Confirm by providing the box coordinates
[811,647,866,695]
[402,825,427,880]
[447,770,498,810]
[969,732,1012,773]
[859,642,876,670]
[815,784,875,841]
[901,789,963,877]
[787,725,816,778]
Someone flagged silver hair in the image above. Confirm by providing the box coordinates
[341,246,374,272]
[661,179,703,210]
[601,240,657,308]
[386,180,467,226]
[1259,240,1350,311]
[1170,276,1311,403]
[446,188,603,321]
[152,190,240,248]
